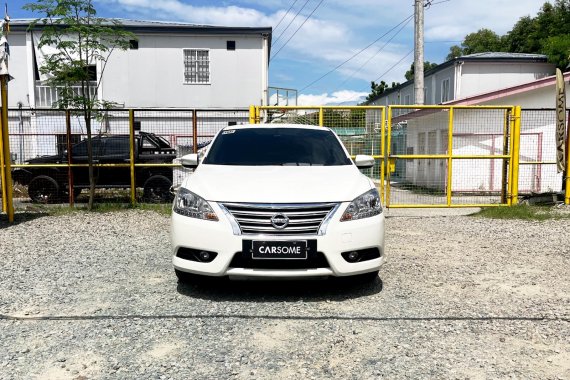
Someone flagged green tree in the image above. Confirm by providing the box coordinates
[451,1,570,68]
[504,16,537,53]
[365,81,388,102]
[404,61,439,81]
[542,34,570,69]
[24,0,135,209]
[446,45,464,61]
[447,28,504,60]
[364,80,400,103]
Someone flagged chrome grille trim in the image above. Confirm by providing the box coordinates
[220,202,340,236]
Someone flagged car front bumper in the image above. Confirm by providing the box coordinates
[171,202,385,278]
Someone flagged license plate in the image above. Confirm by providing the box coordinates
[251,240,307,260]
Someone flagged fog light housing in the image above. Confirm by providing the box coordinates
[199,251,211,262]
[341,248,381,263]
[176,247,218,263]
[347,251,360,262]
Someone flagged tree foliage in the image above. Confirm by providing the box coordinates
[445,29,504,61]
[404,61,439,81]
[447,0,570,68]
[24,0,135,209]
[364,80,400,102]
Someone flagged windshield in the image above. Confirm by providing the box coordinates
[203,128,352,166]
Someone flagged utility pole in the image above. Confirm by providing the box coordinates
[414,0,425,105]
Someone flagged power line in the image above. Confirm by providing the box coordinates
[307,0,451,98]
[271,0,326,61]
[331,15,413,93]
[273,0,300,33]
[298,14,414,92]
[343,49,414,104]
[271,0,311,47]
[371,49,414,87]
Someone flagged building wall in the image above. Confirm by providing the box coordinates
[370,64,456,107]
[430,65,455,104]
[102,33,266,108]
[459,62,554,99]
[7,30,268,109]
[7,33,31,108]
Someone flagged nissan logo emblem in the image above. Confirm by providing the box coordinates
[271,213,289,229]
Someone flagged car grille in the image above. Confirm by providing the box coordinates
[220,202,339,236]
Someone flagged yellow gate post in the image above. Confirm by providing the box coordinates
[249,105,256,124]
[0,75,14,222]
[318,107,324,127]
[380,107,386,205]
[386,107,393,208]
[510,106,521,205]
[446,108,454,206]
[129,109,136,205]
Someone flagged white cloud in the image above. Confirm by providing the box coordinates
[298,90,368,106]
[100,0,275,26]
[96,0,549,98]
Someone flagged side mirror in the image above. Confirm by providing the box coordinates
[180,153,199,168]
[354,155,375,169]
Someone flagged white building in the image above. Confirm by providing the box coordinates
[8,19,272,108]
[367,52,555,108]
[389,70,570,195]
[6,19,272,162]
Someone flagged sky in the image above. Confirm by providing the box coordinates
[10,0,546,105]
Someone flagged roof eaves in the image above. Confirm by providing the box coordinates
[9,19,272,36]
[444,71,570,106]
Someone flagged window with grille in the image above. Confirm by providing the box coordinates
[184,49,210,84]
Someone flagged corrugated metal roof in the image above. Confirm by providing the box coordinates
[459,52,548,60]
[9,18,272,36]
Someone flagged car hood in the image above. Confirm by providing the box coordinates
[27,154,63,164]
[182,165,374,203]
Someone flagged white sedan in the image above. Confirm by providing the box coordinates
[171,124,385,282]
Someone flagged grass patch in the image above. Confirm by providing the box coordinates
[474,204,570,221]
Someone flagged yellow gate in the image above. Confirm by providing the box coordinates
[250,105,522,208]
[386,105,521,208]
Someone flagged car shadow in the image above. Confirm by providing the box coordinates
[176,275,383,302]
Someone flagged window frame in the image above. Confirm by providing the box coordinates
[183,48,211,85]
[441,78,450,103]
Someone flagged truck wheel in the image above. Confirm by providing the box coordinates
[28,175,61,203]
[143,175,173,203]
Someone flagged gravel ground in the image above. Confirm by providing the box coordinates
[0,209,569,379]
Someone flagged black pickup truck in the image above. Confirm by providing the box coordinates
[13,132,177,203]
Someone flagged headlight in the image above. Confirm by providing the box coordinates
[340,188,382,221]
[173,188,218,221]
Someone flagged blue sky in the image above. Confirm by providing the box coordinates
[11,0,545,104]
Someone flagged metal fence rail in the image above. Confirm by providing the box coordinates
[385,105,520,208]
[2,105,570,222]
[2,108,249,211]
[519,109,565,198]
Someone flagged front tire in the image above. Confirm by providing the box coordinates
[143,175,173,203]
[28,175,61,203]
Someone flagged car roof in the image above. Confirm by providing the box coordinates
[222,124,331,132]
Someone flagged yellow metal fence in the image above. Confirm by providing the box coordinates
[1,105,569,222]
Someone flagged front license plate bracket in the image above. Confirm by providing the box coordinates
[251,240,308,260]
